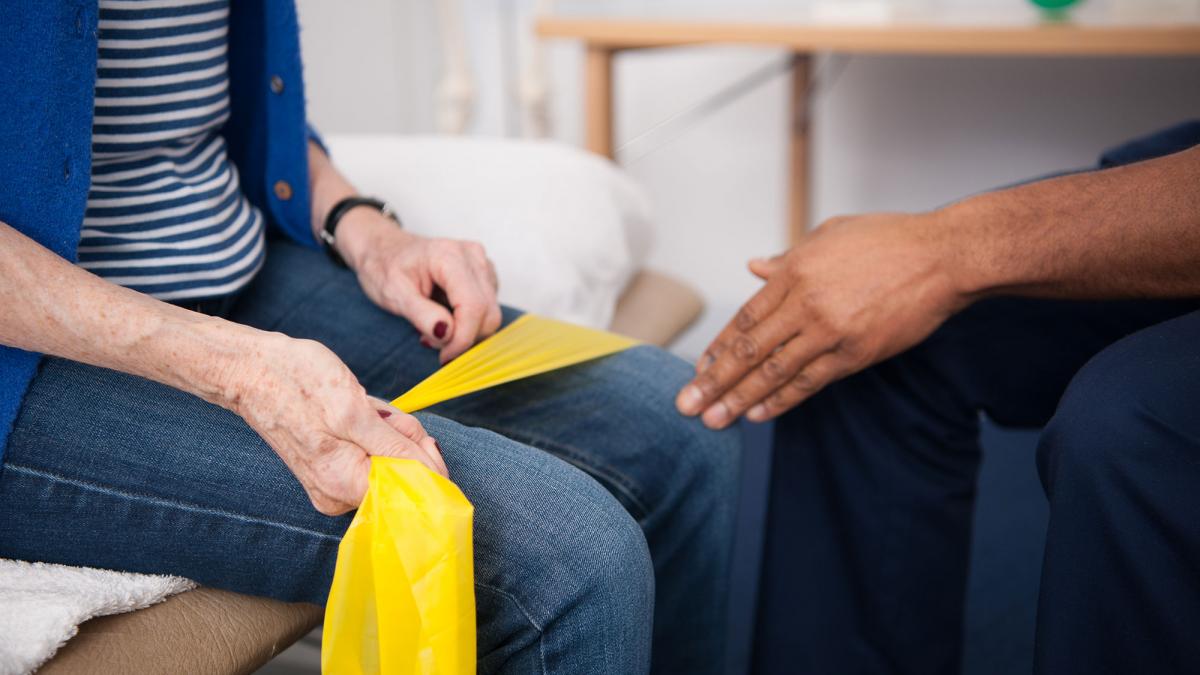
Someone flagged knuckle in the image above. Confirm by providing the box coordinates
[735,306,759,331]
[788,371,817,394]
[708,340,729,359]
[733,334,759,361]
[298,338,333,360]
[460,299,486,314]
[693,372,720,397]
[836,338,864,364]
[763,357,789,381]
[767,389,794,410]
[397,413,424,434]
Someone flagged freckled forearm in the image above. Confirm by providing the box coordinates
[0,221,259,407]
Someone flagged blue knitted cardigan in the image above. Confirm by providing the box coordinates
[0,1,319,465]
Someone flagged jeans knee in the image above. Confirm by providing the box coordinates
[676,421,741,511]
[602,510,655,593]
[571,502,656,622]
[622,346,742,490]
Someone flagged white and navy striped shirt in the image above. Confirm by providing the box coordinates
[80,0,266,301]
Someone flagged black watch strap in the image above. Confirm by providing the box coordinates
[320,196,401,268]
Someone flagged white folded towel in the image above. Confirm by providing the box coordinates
[0,559,193,675]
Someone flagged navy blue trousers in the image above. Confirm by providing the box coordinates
[753,122,1200,675]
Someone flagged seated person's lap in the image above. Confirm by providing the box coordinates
[755,293,1200,673]
[0,240,739,672]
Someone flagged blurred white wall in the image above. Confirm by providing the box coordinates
[297,0,1200,358]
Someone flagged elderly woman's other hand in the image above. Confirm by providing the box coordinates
[220,329,448,515]
[336,210,502,365]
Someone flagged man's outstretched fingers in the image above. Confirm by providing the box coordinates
[694,280,787,374]
[679,285,794,416]
[700,334,831,429]
[745,352,850,422]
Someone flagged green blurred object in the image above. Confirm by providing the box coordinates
[1029,0,1081,10]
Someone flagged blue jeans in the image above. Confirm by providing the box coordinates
[0,241,740,675]
[753,122,1200,674]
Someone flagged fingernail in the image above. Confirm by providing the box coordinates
[702,402,730,428]
[697,353,714,373]
[377,410,392,419]
[747,404,766,422]
[678,385,704,415]
[433,321,448,340]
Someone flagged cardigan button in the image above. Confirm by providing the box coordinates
[273,180,293,201]
[270,75,285,94]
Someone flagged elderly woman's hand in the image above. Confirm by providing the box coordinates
[337,209,502,364]
[220,329,447,516]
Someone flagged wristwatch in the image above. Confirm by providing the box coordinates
[320,196,402,268]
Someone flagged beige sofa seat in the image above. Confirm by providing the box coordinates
[38,270,702,674]
[41,588,322,675]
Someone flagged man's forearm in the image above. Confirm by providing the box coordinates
[940,146,1200,301]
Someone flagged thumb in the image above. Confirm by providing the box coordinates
[748,254,785,280]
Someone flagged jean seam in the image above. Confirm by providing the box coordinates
[445,413,650,519]
[5,463,340,543]
[475,581,549,674]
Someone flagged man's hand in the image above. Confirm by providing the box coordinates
[336,209,502,364]
[676,212,966,429]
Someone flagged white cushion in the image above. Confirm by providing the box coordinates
[323,135,653,329]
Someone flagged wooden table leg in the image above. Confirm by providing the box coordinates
[789,54,812,245]
[584,45,615,158]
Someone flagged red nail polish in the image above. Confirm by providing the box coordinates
[377,410,392,419]
[433,321,448,339]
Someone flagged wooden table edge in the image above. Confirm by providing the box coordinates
[536,17,1200,56]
